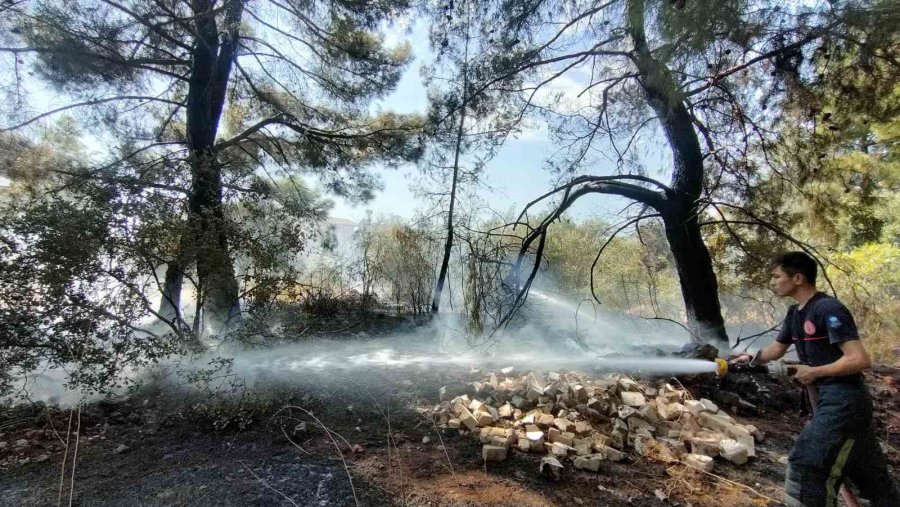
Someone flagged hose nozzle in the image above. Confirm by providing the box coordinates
[715,358,729,377]
[715,354,795,378]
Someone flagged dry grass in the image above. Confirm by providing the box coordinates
[662,463,777,507]
[387,469,551,507]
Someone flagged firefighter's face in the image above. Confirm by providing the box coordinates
[769,266,802,297]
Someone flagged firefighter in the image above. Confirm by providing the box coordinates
[731,251,898,507]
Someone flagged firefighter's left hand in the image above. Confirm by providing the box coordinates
[792,365,818,385]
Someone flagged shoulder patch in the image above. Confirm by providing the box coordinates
[827,315,843,330]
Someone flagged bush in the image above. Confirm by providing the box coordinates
[828,243,900,363]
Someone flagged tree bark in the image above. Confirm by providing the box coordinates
[159,226,193,324]
[431,105,465,314]
[181,0,245,332]
[662,208,728,345]
[432,3,472,314]
[159,259,184,321]
[627,0,728,347]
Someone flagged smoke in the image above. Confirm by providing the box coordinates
[5,289,724,407]
[8,279,787,411]
[510,288,693,355]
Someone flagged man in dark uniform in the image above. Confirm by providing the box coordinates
[732,251,898,507]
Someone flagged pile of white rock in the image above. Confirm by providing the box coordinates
[431,368,762,473]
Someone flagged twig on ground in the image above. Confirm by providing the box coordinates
[346,375,408,504]
[385,394,407,506]
[671,461,780,504]
[670,377,694,400]
[45,407,68,446]
[0,418,32,431]
[429,414,455,476]
[68,403,81,507]
[280,425,311,455]
[277,405,359,507]
[878,437,899,457]
[239,460,299,506]
[57,407,74,507]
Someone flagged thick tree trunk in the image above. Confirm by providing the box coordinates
[159,227,192,324]
[182,0,245,333]
[159,262,183,321]
[189,152,242,331]
[662,209,729,346]
[627,0,729,347]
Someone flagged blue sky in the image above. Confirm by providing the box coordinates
[327,21,642,223]
[1,15,665,225]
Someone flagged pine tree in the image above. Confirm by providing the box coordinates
[1,0,423,333]
[429,0,900,345]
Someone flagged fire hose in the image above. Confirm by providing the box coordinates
[714,354,861,507]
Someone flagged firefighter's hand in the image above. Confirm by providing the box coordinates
[728,353,752,364]
[792,365,818,385]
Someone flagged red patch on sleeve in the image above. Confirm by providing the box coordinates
[804,320,817,335]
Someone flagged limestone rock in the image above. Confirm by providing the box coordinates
[474,411,493,427]
[597,445,626,462]
[548,441,575,457]
[620,391,646,407]
[688,436,720,457]
[553,418,575,433]
[684,399,709,418]
[633,434,655,456]
[540,456,564,479]
[617,405,638,419]
[699,398,719,413]
[482,444,508,461]
[573,454,604,472]
[535,413,555,428]
[627,416,655,434]
[457,407,478,431]
[573,420,593,435]
[638,403,659,423]
[718,438,749,465]
[682,453,715,472]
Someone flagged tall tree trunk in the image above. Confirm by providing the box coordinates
[159,261,184,321]
[662,208,728,345]
[189,151,242,330]
[159,226,192,324]
[183,0,244,333]
[628,0,728,347]
[431,106,465,313]
[432,3,471,314]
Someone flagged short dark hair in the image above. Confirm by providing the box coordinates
[769,251,817,285]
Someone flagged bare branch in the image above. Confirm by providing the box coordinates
[3,96,184,132]
[589,213,661,306]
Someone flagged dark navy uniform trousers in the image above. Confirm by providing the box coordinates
[785,381,899,507]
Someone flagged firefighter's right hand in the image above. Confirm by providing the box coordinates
[728,353,753,364]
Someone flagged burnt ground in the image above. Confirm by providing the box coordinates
[2,358,899,507]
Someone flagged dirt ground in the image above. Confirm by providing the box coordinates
[2,356,899,507]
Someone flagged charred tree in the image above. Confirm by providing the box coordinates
[627,0,726,343]
[3,0,422,336]
[430,103,464,313]
[460,0,881,346]
[180,0,244,329]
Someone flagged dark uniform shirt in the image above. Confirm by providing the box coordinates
[775,292,863,384]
